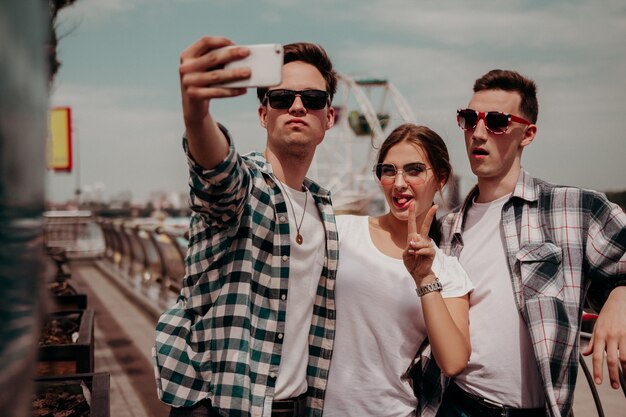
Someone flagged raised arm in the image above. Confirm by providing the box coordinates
[179,36,250,169]
[404,203,471,376]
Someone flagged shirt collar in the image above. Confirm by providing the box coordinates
[452,168,538,237]
[512,168,539,203]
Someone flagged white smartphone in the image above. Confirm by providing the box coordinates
[216,44,284,88]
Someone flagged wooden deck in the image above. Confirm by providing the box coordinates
[72,259,169,417]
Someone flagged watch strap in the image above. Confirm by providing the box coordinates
[416,278,443,297]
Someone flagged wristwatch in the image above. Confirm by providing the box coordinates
[416,277,443,297]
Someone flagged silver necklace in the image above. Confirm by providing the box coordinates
[276,179,308,245]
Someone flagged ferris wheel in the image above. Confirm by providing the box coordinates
[311,73,416,214]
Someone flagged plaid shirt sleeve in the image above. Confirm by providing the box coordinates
[184,132,250,232]
[581,191,626,311]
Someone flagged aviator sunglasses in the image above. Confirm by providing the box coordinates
[373,162,432,185]
[264,89,330,110]
[457,108,531,135]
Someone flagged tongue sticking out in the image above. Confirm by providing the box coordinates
[395,196,411,207]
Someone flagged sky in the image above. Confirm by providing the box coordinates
[48,0,626,206]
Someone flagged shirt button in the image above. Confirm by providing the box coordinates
[269,372,277,379]
[281,293,287,300]
[277,333,284,340]
[279,216,287,223]
[282,255,288,262]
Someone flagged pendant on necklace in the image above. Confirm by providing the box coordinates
[296,234,303,245]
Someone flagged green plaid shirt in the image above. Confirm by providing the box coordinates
[418,169,626,417]
[153,136,338,417]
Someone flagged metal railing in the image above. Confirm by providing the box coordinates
[42,211,188,313]
[43,211,105,258]
[96,217,188,312]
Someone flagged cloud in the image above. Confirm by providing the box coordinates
[320,1,626,191]
[48,0,626,202]
[50,83,163,108]
[56,0,217,27]
[58,0,148,23]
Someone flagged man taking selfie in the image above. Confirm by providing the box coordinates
[153,36,338,417]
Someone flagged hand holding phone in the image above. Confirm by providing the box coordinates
[215,44,284,88]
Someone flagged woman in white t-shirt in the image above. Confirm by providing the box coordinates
[324,124,473,417]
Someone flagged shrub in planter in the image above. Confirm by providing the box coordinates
[48,277,78,296]
[37,310,94,376]
[49,279,88,311]
[54,292,88,311]
[33,372,110,417]
[46,245,72,280]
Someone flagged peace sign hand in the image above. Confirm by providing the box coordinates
[403,203,438,287]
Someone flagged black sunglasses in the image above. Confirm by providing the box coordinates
[264,89,329,110]
[457,108,531,135]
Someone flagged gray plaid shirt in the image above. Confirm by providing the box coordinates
[153,137,338,417]
[418,169,626,417]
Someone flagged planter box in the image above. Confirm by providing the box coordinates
[48,277,80,297]
[33,372,110,417]
[49,277,88,311]
[37,309,94,376]
[54,293,88,310]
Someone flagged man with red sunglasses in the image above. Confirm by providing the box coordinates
[422,69,626,417]
[153,36,338,417]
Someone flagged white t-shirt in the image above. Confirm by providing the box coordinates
[274,183,325,400]
[324,215,474,417]
[455,193,544,408]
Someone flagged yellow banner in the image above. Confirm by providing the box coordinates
[48,107,72,171]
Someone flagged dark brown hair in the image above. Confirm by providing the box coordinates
[473,69,538,123]
[256,42,337,103]
[377,123,452,244]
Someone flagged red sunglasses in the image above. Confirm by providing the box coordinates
[457,108,531,135]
